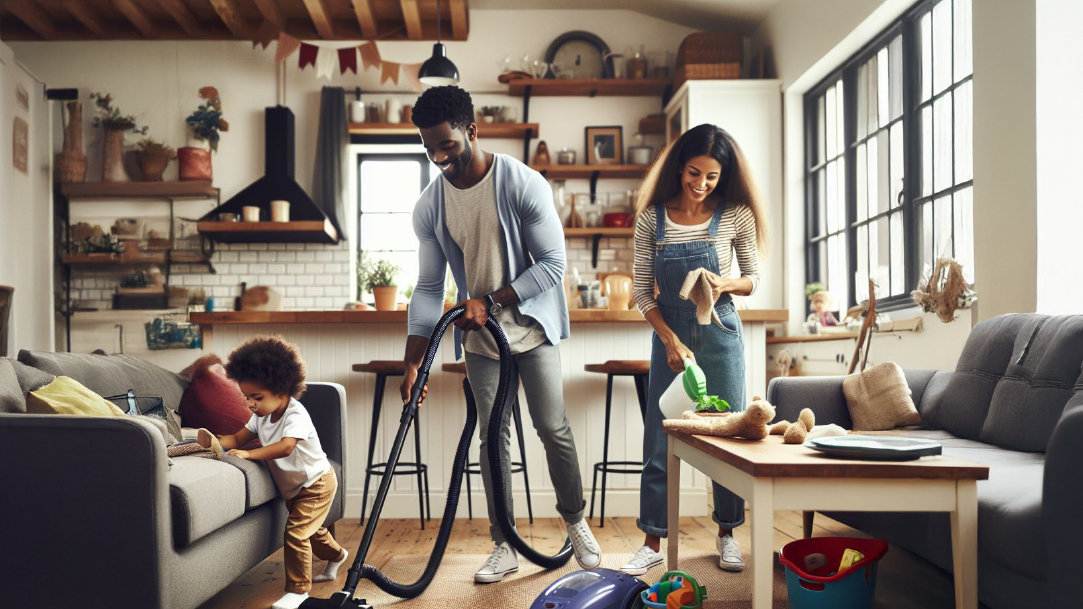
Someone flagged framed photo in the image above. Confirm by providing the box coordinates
[585,126,623,165]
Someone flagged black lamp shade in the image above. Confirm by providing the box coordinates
[418,42,459,86]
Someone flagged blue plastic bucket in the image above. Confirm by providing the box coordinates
[779,537,888,609]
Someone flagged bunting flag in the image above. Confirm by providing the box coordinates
[380,61,400,85]
[298,43,319,69]
[358,42,382,70]
[401,63,423,92]
[274,32,301,63]
[316,46,337,79]
[252,21,279,49]
[338,47,358,74]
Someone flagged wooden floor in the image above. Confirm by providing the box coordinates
[196,512,962,609]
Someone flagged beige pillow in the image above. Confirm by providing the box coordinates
[26,376,126,417]
[842,362,921,431]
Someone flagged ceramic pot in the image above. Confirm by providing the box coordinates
[372,286,398,311]
[178,146,212,181]
[102,128,129,182]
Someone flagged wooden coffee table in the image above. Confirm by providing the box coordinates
[664,432,989,609]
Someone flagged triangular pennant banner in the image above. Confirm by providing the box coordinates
[299,43,319,69]
[401,63,423,92]
[380,61,400,85]
[316,47,337,79]
[275,33,301,63]
[358,42,381,70]
[338,47,358,74]
[252,21,279,49]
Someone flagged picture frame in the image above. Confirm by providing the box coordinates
[585,125,623,165]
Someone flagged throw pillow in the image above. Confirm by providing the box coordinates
[178,362,252,435]
[842,361,921,431]
[26,376,127,417]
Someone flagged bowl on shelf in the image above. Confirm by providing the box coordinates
[603,212,633,228]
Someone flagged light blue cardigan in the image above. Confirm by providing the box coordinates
[407,153,570,354]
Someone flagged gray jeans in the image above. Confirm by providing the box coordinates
[465,343,586,543]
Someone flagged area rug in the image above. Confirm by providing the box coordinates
[353,551,788,608]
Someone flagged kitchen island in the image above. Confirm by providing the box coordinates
[191,308,787,519]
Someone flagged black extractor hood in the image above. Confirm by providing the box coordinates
[198,106,339,244]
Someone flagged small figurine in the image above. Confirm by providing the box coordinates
[807,290,840,327]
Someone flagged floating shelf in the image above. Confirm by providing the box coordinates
[532,164,648,180]
[59,181,218,198]
[507,78,670,97]
[197,220,339,244]
[349,122,539,139]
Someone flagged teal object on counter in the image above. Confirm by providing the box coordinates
[682,358,706,400]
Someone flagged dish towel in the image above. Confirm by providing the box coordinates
[678,268,727,327]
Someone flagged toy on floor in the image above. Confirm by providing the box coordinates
[640,571,707,609]
[662,398,776,441]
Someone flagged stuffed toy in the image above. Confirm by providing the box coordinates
[769,408,816,444]
[662,398,776,440]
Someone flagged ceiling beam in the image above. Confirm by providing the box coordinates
[112,0,156,38]
[349,0,378,39]
[399,0,422,40]
[448,0,468,40]
[301,0,336,39]
[158,0,202,38]
[252,0,286,29]
[62,0,106,38]
[207,0,249,38]
[7,0,58,40]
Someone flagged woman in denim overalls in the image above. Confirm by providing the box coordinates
[621,124,767,576]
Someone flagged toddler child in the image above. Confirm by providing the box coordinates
[197,336,348,609]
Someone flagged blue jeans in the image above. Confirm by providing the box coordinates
[636,303,747,538]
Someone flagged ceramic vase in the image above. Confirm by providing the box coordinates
[101,128,129,182]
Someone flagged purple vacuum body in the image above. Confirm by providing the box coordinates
[529,568,648,609]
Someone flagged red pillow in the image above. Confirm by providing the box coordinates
[178,363,252,436]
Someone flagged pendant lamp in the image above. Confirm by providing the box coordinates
[418,0,460,86]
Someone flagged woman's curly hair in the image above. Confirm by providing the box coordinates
[225,336,307,399]
[411,85,474,131]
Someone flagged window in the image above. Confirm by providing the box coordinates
[356,153,435,295]
[805,0,973,310]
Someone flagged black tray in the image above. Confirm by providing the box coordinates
[807,435,943,461]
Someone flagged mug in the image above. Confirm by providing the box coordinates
[270,200,290,222]
[241,206,260,222]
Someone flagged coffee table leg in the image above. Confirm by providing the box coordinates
[951,479,978,609]
[750,478,774,609]
[667,435,680,570]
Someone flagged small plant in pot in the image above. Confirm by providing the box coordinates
[135,138,176,181]
[358,254,400,311]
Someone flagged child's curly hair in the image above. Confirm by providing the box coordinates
[225,336,307,399]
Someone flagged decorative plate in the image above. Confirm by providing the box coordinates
[807,435,943,461]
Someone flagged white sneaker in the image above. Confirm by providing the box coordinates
[567,519,602,569]
[620,545,664,576]
[270,592,309,609]
[716,534,744,572]
[474,542,519,583]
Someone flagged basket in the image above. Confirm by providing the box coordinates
[779,537,888,609]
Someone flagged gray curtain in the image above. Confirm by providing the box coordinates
[311,86,347,239]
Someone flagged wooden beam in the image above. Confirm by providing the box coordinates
[158,0,202,38]
[6,0,58,40]
[348,0,378,39]
[300,0,336,39]
[400,0,423,40]
[252,0,286,28]
[207,0,249,38]
[62,0,106,38]
[448,0,468,40]
[112,0,155,38]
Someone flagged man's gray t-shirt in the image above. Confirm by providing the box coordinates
[443,162,548,358]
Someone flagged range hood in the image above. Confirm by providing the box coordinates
[198,106,339,244]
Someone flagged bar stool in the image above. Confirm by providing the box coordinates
[442,362,534,523]
[353,360,431,529]
[584,359,650,527]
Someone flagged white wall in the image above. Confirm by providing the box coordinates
[0,41,54,353]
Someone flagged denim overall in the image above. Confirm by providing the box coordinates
[636,202,747,538]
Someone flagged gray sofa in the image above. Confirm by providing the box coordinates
[0,349,348,609]
[767,313,1083,609]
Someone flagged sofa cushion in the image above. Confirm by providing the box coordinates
[26,376,127,417]
[0,358,25,413]
[168,456,247,547]
[979,315,1083,452]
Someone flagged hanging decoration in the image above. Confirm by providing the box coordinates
[261,29,424,91]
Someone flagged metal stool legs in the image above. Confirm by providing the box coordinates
[589,372,649,527]
[461,378,533,524]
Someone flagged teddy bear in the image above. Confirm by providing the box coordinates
[662,397,776,440]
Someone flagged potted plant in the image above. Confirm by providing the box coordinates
[179,86,228,181]
[135,138,176,181]
[89,92,148,182]
[358,255,400,311]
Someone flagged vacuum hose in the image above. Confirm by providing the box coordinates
[322,305,571,607]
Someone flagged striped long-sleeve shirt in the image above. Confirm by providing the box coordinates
[632,203,760,316]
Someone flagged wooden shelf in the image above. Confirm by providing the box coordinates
[197,220,339,244]
[348,122,539,139]
[563,227,634,238]
[507,78,670,97]
[59,181,217,199]
[532,164,648,180]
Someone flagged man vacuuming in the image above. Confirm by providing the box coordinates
[399,85,602,584]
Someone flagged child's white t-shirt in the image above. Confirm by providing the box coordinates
[245,398,331,499]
